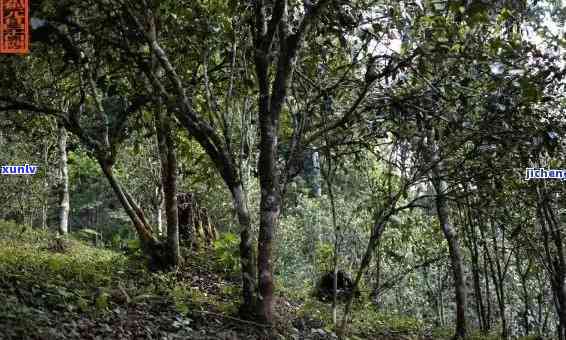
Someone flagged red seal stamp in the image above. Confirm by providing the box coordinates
[0,0,29,54]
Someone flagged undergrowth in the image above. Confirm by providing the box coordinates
[0,220,538,339]
[0,221,243,339]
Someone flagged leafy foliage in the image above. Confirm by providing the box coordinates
[213,232,240,274]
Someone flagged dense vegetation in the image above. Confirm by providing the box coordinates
[1,0,566,339]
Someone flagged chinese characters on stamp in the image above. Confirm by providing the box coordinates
[0,0,29,54]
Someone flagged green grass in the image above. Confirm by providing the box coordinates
[0,221,132,317]
[0,221,251,339]
[0,220,242,306]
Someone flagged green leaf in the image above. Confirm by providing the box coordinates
[95,292,110,310]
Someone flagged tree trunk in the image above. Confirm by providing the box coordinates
[256,120,281,323]
[373,245,382,307]
[321,136,339,326]
[339,237,378,337]
[439,271,445,327]
[155,108,180,268]
[483,243,493,331]
[557,292,566,340]
[460,198,487,334]
[468,222,486,332]
[232,185,257,315]
[536,273,546,334]
[338,215,389,338]
[431,161,467,339]
[330,184,339,326]
[489,222,508,339]
[58,124,70,235]
[536,188,566,339]
[517,256,532,336]
[424,122,467,339]
[99,161,161,262]
[156,185,164,235]
[251,0,329,322]
[147,13,179,268]
[42,142,49,230]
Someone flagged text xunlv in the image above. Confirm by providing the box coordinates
[1,164,38,175]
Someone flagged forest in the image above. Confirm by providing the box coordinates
[0,0,565,339]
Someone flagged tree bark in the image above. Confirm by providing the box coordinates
[432,171,467,339]
[58,124,70,235]
[232,185,257,315]
[99,161,160,258]
[428,144,466,339]
[422,121,467,339]
[155,108,180,268]
[327,171,339,326]
[256,120,281,323]
[156,184,164,235]
[249,0,330,323]
[517,255,532,336]
[373,245,382,307]
[488,219,508,339]
[462,204,486,333]
[144,10,180,268]
[483,242,493,331]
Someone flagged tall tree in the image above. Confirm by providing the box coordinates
[250,0,331,322]
[58,123,70,235]
[425,123,467,339]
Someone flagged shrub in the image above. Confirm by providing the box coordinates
[213,232,240,274]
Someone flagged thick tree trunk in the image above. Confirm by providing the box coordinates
[256,121,281,323]
[541,281,547,334]
[155,108,180,268]
[522,285,530,336]
[58,124,70,235]
[251,0,330,322]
